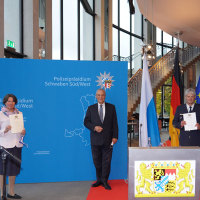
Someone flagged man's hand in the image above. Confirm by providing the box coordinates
[195,123,200,130]
[112,138,118,145]
[181,120,186,128]
[94,126,103,133]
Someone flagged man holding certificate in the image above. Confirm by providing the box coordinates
[0,94,26,199]
[173,88,200,146]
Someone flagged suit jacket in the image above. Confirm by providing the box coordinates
[173,104,200,146]
[84,102,118,146]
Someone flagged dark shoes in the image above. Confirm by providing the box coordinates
[102,181,111,190]
[91,181,102,187]
[91,180,112,190]
[7,194,22,199]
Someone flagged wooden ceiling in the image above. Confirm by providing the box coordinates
[137,0,200,47]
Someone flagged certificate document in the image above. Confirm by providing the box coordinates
[9,113,24,133]
[183,112,197,131]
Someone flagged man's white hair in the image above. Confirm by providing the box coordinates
[96,88,106,95]
[185,88,196,97]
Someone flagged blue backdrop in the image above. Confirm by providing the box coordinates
[0,59,127,183]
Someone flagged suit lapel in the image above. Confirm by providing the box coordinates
[193,104,197,112]
[183,104,188,113]
[95,103,102,124]
[103,103,108,123]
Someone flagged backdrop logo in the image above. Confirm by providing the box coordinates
[96,72,114,89]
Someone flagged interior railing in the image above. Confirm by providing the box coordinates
[181,46,200,66]
[128,45,200,114]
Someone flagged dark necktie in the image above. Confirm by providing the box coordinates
[99,105,103,123]
[189,106,192,113]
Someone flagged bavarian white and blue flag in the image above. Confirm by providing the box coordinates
[139,54,161,147]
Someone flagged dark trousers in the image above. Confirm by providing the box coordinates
[179,132,200,146]
[91,144,113,182]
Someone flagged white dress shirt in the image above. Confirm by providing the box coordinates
[186,104,194,113]
[0,111,23,148]
[98,102,105,121]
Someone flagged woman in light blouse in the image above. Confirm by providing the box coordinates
[0,94,26,199]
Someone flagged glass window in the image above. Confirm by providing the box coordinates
[174,38,184,48]
[184,42,188,48]
[156,28,161,44]
[63,0,78,60]
[87,0,93,9]
[156,88,162,117]
[80,4,93,60]
[112,0,118,25]
[39,0,46,59]
[39,0,46,29]
[132,36,142,73]
[173,38,178,47]
[120,31,130,59]
[163,31,172,47]
[52,0,60,59]
[156,78,172,129]
[156,45,162,61]
[163,47,171,55]
[112,27,118,59]
[4,0,21,53]
[133,0,141,36]
[179,41,183,48]
[120,0,130,31]
[163,85,171,118]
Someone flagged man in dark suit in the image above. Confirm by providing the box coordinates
[84,88,118,190]
[173,88,200,146]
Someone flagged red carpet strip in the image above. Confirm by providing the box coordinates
[87,180,128,200]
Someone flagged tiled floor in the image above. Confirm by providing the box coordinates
[8,181,93,200]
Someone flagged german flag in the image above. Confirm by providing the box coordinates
[169,47,183,146]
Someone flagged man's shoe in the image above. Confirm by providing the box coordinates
[91,181,102,187]
[7,194,22,199]
[102,181,111,190]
